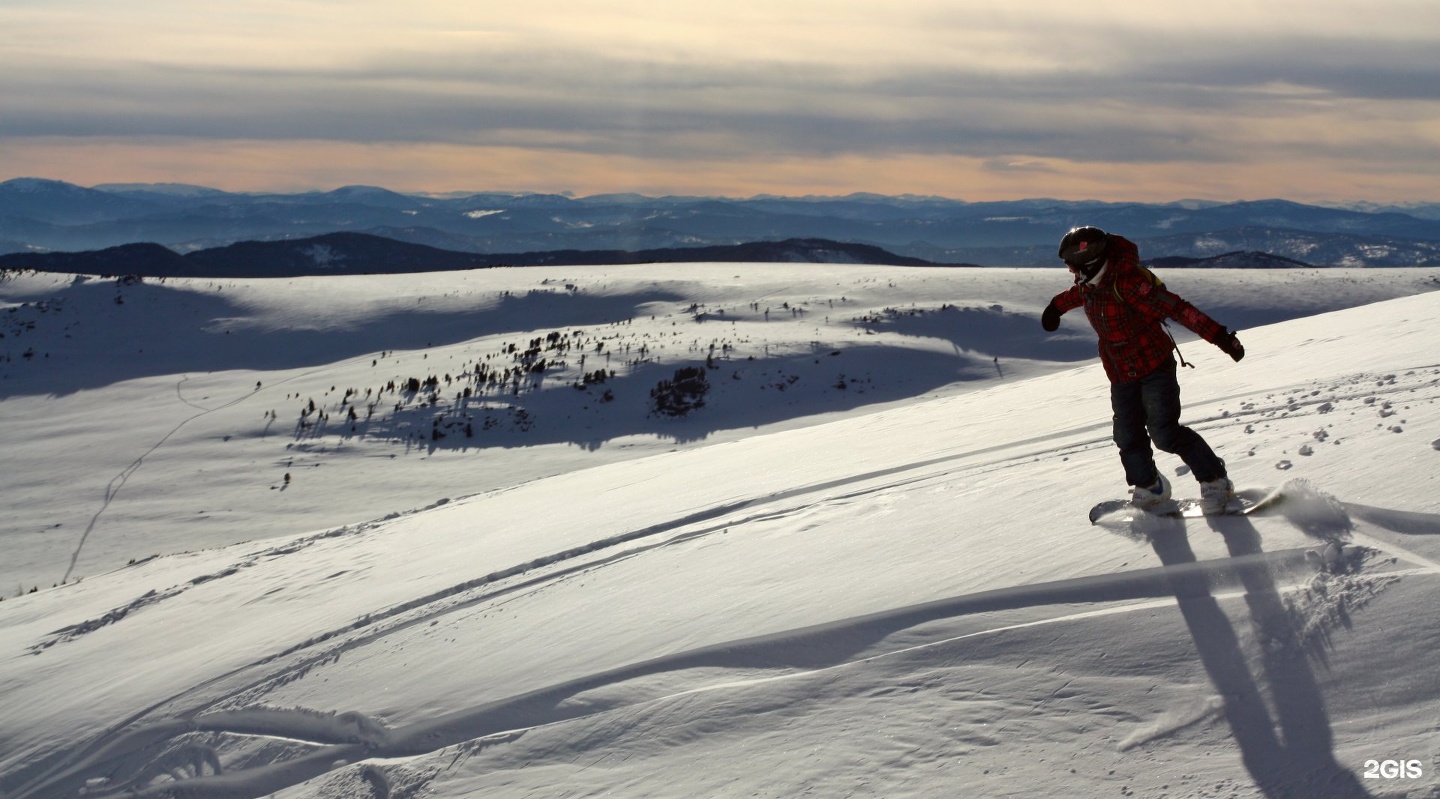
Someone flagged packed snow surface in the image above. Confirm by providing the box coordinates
[2,263,1440,798]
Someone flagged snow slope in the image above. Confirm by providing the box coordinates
[3,265,1436,592]
[2,265,1440,799]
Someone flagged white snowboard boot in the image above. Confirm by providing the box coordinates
[1199,477,1235,514]
[1131,473,1172,509]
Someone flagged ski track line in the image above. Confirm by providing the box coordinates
[65,481,926,727]
[209,478,963,705]
[36,401,1112,661]
[62,376,244,584]
[60,359,383,585]
[15,545,1357,799]
[47,482,922,730]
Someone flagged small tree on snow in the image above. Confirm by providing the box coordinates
[650,366,710,417]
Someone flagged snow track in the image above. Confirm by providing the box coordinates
[62,364,354,585]
[30,407,1123,658]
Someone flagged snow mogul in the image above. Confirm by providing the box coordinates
[1041,226,1247,513]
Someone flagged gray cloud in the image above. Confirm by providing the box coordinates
[1126,37,1440,101]
[3,30,1438,171]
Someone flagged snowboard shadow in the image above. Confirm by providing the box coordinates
[1146,517,1371,799]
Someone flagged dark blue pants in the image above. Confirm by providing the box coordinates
[1111,359,1226,486]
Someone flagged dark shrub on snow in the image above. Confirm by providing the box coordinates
[650,366,709,417]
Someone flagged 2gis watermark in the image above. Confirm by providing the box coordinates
[1363,759,1424,780]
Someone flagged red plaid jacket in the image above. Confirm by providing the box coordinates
[1051,236,1225,383]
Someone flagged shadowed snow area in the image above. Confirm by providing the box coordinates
[2,264,1440,799]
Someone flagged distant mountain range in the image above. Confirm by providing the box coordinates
[0,233,1343,279]
[2,177,1439,267]
[0,233,938,278]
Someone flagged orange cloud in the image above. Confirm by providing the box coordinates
[4,137,1439,204]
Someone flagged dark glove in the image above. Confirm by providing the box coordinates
[1216,330,1245,362]
[1041,302,1061,332]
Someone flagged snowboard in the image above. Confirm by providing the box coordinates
[1089,486,1283,525]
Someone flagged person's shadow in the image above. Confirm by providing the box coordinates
[1146,516,1370,798]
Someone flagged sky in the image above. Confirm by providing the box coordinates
[2,0,1439,202]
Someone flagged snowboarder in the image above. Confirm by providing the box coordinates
[1041,226,1246,512]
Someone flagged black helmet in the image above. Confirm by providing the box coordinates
[1058,226,1109,277]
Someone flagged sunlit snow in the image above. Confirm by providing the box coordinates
[2,263,1439,799]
